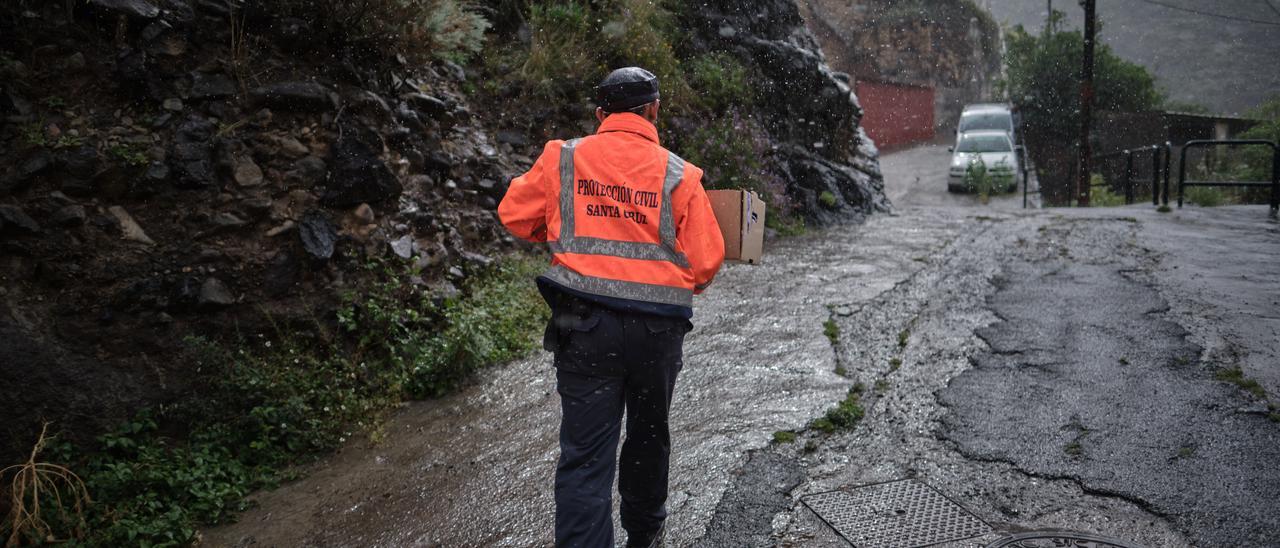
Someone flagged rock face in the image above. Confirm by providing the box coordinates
[322,127,403,207]
[686,0,890,222]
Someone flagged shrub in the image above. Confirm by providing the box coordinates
[686,52,751,111]
[810,383,865,433]
[1185,186,1225,207]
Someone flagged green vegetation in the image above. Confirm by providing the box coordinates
[1002,11,1163,146]
[1215,367,1266,399]
[108,143,150,167]
[686,52,751,111]
[897,329,910,348]
[1002,10,1162,204]
[888,357,901,372]
[1177,445,1196,459]
[8,259,548,545]
[823,319,840,344]
[818,191,838,208]
[810,383,866,433]
[1118,357,1129,366]
[1064,441,1083,457]
[1184,186,1225,207]
[1086,174,1128,207]
[962,156,1012,201]
[772,431,797,444]
[1157,204,1172,213]
[873,379,889,394]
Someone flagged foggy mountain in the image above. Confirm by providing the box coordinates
[981,0,1280,116]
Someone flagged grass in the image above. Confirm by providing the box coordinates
[1177,446,1195,459]
[810,383,866,433]
[1157,204,1172,213]
[1215,367,1266,399]
[823,319,839,345]
[889,358,901,372]
[1118,357,1129,366]
[108,143,149,167]
[772,431,797,444]
[12,257,549,545]
[897,329,910,348]
[874,379,890,394]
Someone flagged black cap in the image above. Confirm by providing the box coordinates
[595,67,660,113]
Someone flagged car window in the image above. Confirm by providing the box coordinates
[957,134,1012,152]
[959,112,1013,132]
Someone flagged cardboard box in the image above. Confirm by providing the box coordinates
[707,189,766,264]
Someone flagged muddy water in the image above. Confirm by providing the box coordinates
[204,211,968,547]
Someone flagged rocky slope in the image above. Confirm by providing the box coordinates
[0,0,886,462]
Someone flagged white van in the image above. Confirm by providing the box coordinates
[957,103,1017,144]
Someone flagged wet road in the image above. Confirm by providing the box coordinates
[207,144,1279,547]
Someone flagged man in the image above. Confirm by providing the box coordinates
[497,66,725,547]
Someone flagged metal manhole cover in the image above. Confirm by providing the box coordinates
[985,531,1146,548]
[800,479,992,548]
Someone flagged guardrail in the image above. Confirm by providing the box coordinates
[1177,139,1279,214]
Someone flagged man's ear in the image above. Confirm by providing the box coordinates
[595,107,607,123]
[646,100,661,122]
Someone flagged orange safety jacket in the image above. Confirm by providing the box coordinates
[498,113,725,317]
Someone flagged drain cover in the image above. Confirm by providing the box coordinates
[801,479,991,548]
[985,531,1146,548]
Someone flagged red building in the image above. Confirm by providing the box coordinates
[855,80,936,149]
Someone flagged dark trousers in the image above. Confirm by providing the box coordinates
[547,296,690,548]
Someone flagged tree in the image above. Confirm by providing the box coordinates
[1001,11,1162,203]
[1002,11,1163,145]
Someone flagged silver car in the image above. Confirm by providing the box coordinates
[948,130,1021,193]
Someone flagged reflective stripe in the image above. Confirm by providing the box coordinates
[554,140,688,267]
[558,139,581,244]
[658,152,685,249]
[549,237,690,268]
[543,265,693,308]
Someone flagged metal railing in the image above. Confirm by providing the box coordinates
[1177,139,1279,214]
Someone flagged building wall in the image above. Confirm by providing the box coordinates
[856,80,936,149]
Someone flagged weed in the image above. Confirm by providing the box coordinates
[1177,446,1195,459]
[1064,441,1083,456]
[889,358,901,372]
[897,329,910,348]
[2,424,91,546]
[874,379,889,393]
[1157,204,1172,213]
[912,256,928,263]
[40,95,66,110]
[810,383,866,433]
[1185,186,1225,207]
[108,143,149,167]
[766,214,806,237]
[1118,357,1129,366]
[834,365,848,377]
[823,319,839,345]
[772,431,797,444]
[818,191,838,208]
[803,440,818,453]
[1270,413,1280,424]
[1174,355,1190,366]
[1215,367,1266,399]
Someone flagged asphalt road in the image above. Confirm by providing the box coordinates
[206,145,1279,547]
[879,142,1040,209]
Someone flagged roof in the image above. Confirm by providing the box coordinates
[958,129,1012,138]
[962,103,1012,113]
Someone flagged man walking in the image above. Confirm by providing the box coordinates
[498,67,725,547]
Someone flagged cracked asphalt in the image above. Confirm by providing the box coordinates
[206,145,1280,547]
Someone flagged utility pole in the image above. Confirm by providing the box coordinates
[1076,0,1096,206]
[1047,0,1054,33]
